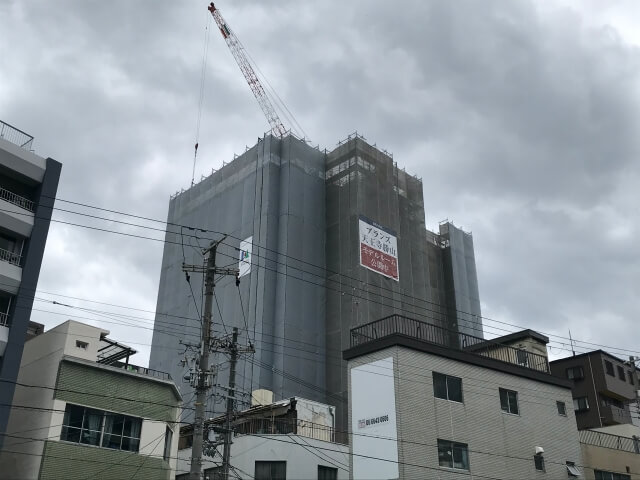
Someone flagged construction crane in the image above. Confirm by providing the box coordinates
[207,2,288,137]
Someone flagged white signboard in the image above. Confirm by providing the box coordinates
[359,216,399,281]
[351,357,399,479]
[238,236,252,278]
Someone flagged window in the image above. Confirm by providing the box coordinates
[534,454,545,472]
[255,461,286,480]
[594,470,631,480]
[601,395,624,409]
[566,366,584,380]
[628,371,635,385]
[433,372,463,403]
[566,461,580,477]
[605,360,615,376]
[318,465,338,480]
[556,401,567,416]
[163,426,173,462]
[573,397,589,412]
[437,439,469,470]
[204,467,223,480]
[516,349,528,366]
[499,388,519,415]
[61,404,142,452]
[75,340,88,350]
[0,292,12,327]
[618,365,626,381]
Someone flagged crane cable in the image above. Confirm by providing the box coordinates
[192,13,212,187]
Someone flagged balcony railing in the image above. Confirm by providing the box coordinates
[115,362,172,381]
[232,417,347,445]
[350,314,550,374]
[0,187,35,212]
[0,120,34,151]
[579,429,640,454]
[0,312,9,327]
[0,247,21,267]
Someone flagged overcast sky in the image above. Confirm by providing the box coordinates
[1,0,639,366]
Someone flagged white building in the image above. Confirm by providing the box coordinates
[177,394,349,479]
[345,315,584,479]
[0,320,182,480]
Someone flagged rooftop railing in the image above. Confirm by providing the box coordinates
[0,120,34,151]
[0,187,35,212]
[579,429,640,454]
[0,312,9,327]
[0,247,21,267]
[350,314,551,374]
[115,362,172,382]
[232,417,347,445]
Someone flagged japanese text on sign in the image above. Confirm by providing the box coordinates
[359,216,399,281]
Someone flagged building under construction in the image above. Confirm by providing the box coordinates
[149,132,482,432]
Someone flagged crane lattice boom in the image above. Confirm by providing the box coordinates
[207,3,287,137]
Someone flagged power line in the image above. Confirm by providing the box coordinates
[10,197,636,359]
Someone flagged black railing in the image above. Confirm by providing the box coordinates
[579,429,640,453]
[350,314,550,373]
[0,120,34,151]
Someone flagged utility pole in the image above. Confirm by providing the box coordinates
[222,327,239,480]
[184,236,238,480]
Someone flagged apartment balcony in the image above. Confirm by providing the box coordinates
[0,187,35,238]
[0,313,9,357]
[0,121,33,151]
[0,120,46,183]
[601,404,633,426]
[350,314,551,374]
[0,247,22,295]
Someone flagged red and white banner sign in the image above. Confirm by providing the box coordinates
[359,216,399,281]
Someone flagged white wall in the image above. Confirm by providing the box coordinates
[350,357,399,480]
[177,435,350,479]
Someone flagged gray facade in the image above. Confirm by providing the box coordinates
[150,135,327,419]
[150,133,483,430]
[0,121,61,449]
[550,350,639,430]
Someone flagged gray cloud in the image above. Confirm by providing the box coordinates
[1,0,639,364]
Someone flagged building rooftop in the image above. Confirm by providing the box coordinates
[0,120,34,151]
[550,348,632,366]
[344,314,571,388]
[464,329,550,352]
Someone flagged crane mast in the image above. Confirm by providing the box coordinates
[207,3,287,137]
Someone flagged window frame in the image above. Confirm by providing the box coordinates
[163,426,173,462]
[60,403,142,453]
[573,396,589,412]
[499,388,519,415]
[617,365,626,381]
[317,465,338,480]
[594,470,631,480]
[433,372,463,403]
[556,401,567,416]
[566,366,584,380]
[605,360,615,376]
[437,439,470,471]
[255,460,287,480]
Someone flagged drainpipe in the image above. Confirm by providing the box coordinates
[587,356,603,428]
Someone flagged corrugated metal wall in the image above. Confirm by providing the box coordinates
[56,360,180,423]
[39,440,169,480]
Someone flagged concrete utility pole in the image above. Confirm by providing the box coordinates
[184,237,238,480]
[222,327,239,480]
